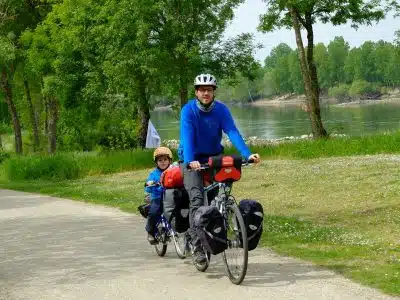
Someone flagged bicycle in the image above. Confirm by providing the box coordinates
[184,155,255,285]
[140,184,188,259]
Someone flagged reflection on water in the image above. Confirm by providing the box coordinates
[150,103,400,140]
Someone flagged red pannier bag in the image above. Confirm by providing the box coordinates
[208,154,242,183]
[161,165,184,188]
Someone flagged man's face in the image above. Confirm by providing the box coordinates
[195,86,215,105]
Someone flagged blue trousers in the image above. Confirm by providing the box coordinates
[145,197,162,234]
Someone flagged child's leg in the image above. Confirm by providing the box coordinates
[146,197,162,235]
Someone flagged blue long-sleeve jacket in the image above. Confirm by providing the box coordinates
[178,99,251,163]
[144,168,164,201]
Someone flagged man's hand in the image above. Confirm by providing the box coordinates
[188,160,201,170]
[248,153,261,163]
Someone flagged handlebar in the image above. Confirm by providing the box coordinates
[187,158,255,170]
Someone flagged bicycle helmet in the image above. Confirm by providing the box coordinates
[153,147,173,162]
[194,73,217,89]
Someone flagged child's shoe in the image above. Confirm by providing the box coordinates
[147,233,157,245]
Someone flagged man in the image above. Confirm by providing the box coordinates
[178,73,260,264]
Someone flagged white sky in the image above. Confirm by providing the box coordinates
[224,0,400,63]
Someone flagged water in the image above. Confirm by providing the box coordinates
[150,102,400,140]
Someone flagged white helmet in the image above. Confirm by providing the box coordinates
[194,74,217,88]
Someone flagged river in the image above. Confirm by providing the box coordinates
[150,101,400,140]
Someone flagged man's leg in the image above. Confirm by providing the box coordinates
[180,164,206,261]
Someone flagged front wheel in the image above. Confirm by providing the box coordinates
[172,230,187,259]
[222,204,248,285]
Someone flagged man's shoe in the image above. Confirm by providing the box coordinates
[193,248,207,264]
[147,233,157,245]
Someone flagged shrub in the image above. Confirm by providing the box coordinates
[328,84,350,102]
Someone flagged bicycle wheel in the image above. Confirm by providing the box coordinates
[222,204,248,285]
[172,230,187,259]
[154,223,168,257]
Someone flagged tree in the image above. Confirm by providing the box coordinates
[327,37,349,85]
[142,0,257,107]
[313,43,329,90]
[259,0,389,138]
[0,0,56,153]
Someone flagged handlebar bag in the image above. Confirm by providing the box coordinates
[208,154,242,183]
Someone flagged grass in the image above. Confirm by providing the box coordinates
[3,130,400,180]
[1,154,399,295]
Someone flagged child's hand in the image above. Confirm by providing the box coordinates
[146,180,154,186]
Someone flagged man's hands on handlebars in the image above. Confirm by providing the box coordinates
[248,153,261,164]
[188,153,261,170]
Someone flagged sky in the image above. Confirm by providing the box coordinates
[224,0,400,63]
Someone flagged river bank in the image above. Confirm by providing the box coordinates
[249,89,400,107]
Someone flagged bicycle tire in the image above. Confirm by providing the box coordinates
[172,230,187,259]
[222,204,248,285]
[154,224,168,257]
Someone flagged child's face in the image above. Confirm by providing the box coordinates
[156,155,170,170]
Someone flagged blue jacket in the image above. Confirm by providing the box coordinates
[178,99,251,163]
[144,168,164,201]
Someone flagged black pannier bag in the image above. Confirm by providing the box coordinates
[138,204,150,219]
[163,188,190,233]
[238,199,264,251]
[194,206,227,255]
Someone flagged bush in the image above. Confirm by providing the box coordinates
[0,151,10,164]
[349,80,381,99]
[5,154,80,181]
[328,84,350,102]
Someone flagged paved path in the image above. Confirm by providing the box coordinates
[0,189,397,300]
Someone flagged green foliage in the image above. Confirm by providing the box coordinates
[3,149,159,180]
[5,154,80,180]
[348,80,380,98]
[328,84,350,101]
[0,150,10,163]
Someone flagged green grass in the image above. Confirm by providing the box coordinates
[2,130,400,180]
[1,155,399,295]
[252,130,400,159]
[2,150,158,180]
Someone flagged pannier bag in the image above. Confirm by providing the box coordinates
[208,155,242,183]
[194,206,227,255]
[138,203,150,219]
[161,165,184,188]
[163,188,190,233]
[238,199,264,251]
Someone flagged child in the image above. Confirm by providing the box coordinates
[144,146,173,244]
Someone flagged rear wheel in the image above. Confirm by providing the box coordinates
[222,204,248,285]
[154,223,168,257]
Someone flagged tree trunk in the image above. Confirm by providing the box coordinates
[24,79,40,151]
[0,70,23,154]
[137,76,150,149]
[289,7,327,138]
[47,97,58,154]
[44,96,49,135]
[305,16,327,138]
